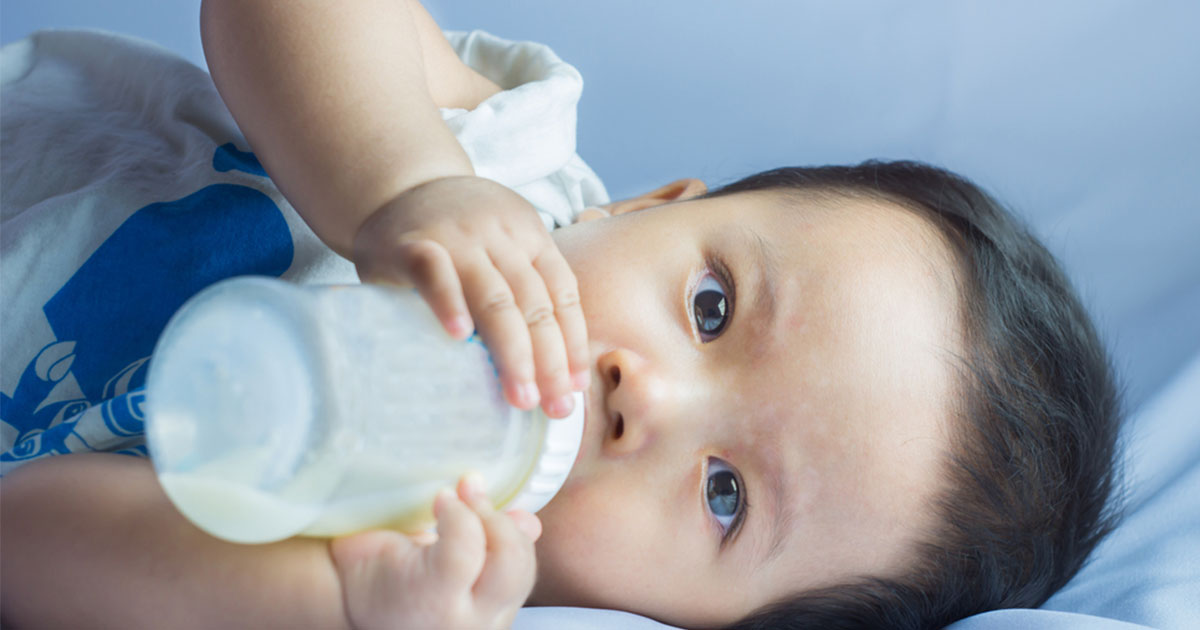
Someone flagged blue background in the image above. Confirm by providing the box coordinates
[4,0,1199,409]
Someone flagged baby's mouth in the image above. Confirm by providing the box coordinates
[573,384,603,470]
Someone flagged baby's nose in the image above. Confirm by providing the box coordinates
[596,348,679,457]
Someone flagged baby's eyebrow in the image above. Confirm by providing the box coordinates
[733,434,795,568]
[758,453,795,566]
[734,224,780,336]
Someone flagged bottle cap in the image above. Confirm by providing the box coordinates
[507,391,585,514]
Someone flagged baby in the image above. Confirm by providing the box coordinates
[0,0,1121,628]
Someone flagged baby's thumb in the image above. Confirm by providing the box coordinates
[575,206,610,223]
[505,509,543,542]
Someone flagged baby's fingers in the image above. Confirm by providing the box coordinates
[426,488,487,589]
[456,251,540,409]
[394,239,474,340]
[533,244,591,394]
[457,477,540,615]
[486,246,577,417]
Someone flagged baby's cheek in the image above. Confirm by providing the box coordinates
[538,490,610,560]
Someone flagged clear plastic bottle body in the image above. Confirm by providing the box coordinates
[145,277,576,544]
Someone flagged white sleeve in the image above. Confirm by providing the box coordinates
[439,30,609,229]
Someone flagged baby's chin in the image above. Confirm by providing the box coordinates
[526,499,608,609]
[525,534,585,607]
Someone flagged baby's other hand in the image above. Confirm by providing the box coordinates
[353,175,589,417]
[330,475,542,630]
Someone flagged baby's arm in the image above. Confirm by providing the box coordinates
[202,0,589,416]
[201,0,494,256]
[0,454,348,628]
[0,454,539,629]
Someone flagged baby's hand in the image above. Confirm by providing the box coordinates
[330,475,542,630]
[353,175,588,417]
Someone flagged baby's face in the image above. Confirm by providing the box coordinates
[526,188,963,627]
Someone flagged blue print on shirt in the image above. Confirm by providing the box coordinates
[1,147,291,466]
[213,143,269,177]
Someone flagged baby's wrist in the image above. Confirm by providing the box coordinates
[350,175,479,269]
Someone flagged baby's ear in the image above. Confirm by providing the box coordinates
[604,178,708,217]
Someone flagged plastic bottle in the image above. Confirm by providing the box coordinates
[145,276,584,544]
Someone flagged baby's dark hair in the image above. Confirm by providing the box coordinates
[703,161,1123,630]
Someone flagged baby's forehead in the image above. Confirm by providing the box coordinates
[721,187,963,283]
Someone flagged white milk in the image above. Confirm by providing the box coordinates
[159,473,321,544]
[160,448,535,543]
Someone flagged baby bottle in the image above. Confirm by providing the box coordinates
[144,276,584,544]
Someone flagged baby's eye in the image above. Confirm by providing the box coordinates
[705,458,744,534]
[692,272,730,340]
